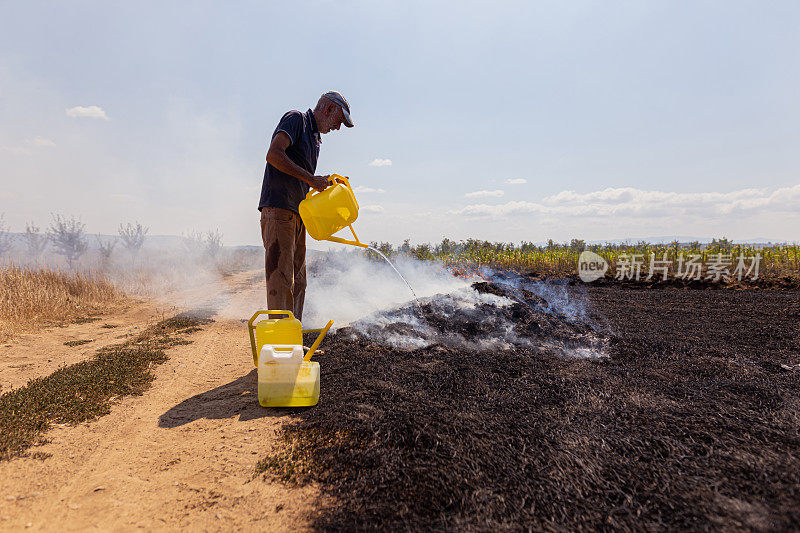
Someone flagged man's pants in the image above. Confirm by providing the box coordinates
[260,207,307,321]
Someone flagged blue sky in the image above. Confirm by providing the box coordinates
[1,1,798,246]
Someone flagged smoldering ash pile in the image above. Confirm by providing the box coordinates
[305,252,608,359]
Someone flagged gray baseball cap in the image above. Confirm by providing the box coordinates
[322,91,353,127]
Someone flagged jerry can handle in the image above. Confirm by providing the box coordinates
[302,319,334,361]
[259,344,304,363]
[248,310,295,366]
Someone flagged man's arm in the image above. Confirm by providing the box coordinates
[266,132,329,191]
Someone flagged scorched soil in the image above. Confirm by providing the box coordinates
[260,273,800,531]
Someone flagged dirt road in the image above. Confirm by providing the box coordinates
[0,270,320,531]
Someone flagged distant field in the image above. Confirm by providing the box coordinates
[368,239,800,281]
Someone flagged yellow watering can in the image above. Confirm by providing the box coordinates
[299,173,368,248]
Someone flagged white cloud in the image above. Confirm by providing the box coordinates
[0,136,57,154]
[0,145,32,155]
[465,189,504,198]
[354,186,386,193]
[368,158,392,167]
[30,136,56,147]
[506,178,527,184]
[66,105,109,120]
[450,201,543,217]
[451,184,800,219]
[540,187,782,215]
[361,205,385,213]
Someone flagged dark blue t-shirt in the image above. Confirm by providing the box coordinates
[258,109,321,214]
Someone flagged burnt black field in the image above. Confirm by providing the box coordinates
[260,273,800,531]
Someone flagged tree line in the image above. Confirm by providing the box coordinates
[0,213,223,268]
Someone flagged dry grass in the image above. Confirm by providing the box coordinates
[0,264,120,340]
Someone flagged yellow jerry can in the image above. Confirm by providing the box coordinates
[298,174,368,248]
[247,310,332,366]
[257,345,321,407]
[247,310,333,408]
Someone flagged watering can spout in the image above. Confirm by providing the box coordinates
[299,174,369,249]
[325,225,369,248]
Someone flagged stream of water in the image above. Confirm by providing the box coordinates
[367,246,422,307]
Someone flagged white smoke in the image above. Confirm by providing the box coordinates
[303,249,469,328]
[208,248,470,328]
[3,235,608,360]
[349,286,520,351]
[0,237,260,320]
[487,272,590,323]
[347,272,609,358]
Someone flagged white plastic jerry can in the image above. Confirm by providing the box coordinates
[257,345,320,407]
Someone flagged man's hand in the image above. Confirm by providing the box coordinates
[311,175,331,192]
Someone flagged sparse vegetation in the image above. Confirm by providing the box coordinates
[118,222,148,261]
[181,230,207,258]
[204,229,223,259]
[215,247,261,277]
[64,339,93,347]
[47,214,88,269]
[24,222,48,259]
[97,234,117,266]
[0,315,204,461]
[0,265,119,340]
[73,316,102,324]
[0,214,13,259]
[182,228,224,260]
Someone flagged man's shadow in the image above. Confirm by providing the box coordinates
[158,369,302,428]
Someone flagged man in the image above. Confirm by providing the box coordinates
[258,91,353,321]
